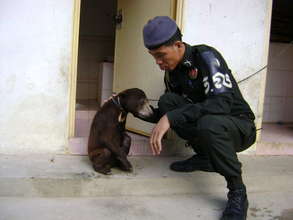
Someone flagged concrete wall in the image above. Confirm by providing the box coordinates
[263,43,293,123]
[0,0,74,153]
[0,0,273,154]
[183,0,272,153]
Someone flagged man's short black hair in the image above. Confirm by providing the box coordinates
[147,28,183,50]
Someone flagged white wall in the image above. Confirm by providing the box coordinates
[0,0,74,153]
[183,0,272,150]
[182,0,272,153]
[0,0,273,154]
[263,43,293,122]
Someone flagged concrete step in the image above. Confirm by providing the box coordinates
[257,123,293,155]
[74,110,96,137]
[69,133,154,156]
[1,192,293,220]
[69,132,193,156]
[0,155,293,198]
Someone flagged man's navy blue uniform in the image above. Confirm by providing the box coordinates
[142,43,256,176]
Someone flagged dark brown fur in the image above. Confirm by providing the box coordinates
[88,88,152,174]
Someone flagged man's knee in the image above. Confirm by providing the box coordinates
[197,115,223,133]
[196,115,226,149]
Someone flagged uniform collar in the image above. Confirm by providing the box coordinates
[169,43,200,80]
[169,43,196,75]
[180,43,194,69]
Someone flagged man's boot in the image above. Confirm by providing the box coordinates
[169,140,215,172]
[221,185,248,220]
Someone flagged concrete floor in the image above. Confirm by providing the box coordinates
[0,154,292,220]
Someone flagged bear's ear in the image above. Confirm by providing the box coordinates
[118,91,127,99]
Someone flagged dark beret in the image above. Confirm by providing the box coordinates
[143,16,178,49]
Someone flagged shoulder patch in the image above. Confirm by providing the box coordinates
[200,50,233,95]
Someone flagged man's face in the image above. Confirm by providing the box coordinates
[148,42,184,71]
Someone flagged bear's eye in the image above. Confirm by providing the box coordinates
[139,99,145,106]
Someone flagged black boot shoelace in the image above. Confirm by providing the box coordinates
[223,189,246,215]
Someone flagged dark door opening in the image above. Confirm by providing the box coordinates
[261,0,293,152]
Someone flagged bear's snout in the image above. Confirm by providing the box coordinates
[136,101,154,119]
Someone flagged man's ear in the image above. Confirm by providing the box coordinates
[174,41,183,48]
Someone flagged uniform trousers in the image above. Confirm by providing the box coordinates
[158,92,256,178]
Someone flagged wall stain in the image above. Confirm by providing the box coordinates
[5,74,16,93]
[59,55,70,83]
[209,3,212,14]
[280,209,293,220]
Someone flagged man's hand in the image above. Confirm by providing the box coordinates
[150,114,170,155]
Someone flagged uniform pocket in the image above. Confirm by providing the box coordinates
[229,116,256,152]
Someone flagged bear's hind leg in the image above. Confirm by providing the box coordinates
[90,148,113,175]
[116,132,133,172]
[121,132,131,155]
[105,138,132,172]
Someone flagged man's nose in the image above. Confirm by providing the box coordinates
[156,58,163,65]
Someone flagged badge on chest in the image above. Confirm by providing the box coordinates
[188,68,198,79]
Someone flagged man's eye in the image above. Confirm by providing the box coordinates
[155,54,164,59]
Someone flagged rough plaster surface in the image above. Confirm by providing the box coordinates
[182,0,272,151]
[0,0,74,153]
[0,0,272,154]
[165,0,272,155]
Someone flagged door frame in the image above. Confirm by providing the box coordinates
[68,0,185,138]
[68,0,81,138]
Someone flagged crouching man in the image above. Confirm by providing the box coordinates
[138,16,256,220]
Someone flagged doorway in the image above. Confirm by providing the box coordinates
[69,0,181,155]
[71,0,117,154]
[260,0,293,154]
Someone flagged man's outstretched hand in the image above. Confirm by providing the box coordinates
[150,114,170,155]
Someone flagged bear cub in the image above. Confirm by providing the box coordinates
[88,88,153,174]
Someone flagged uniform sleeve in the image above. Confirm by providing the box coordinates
[166,49,234,127]
[164,71,182,95]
